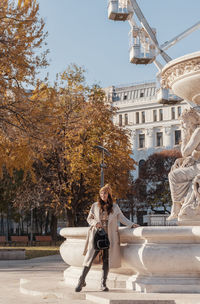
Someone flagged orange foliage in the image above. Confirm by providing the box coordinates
[0,0,48,175]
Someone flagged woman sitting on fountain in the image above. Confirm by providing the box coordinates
[167,107,200,221]
[75,183,139,292]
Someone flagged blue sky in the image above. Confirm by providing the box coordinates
[37,0,200,88]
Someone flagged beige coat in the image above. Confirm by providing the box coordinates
[82,202,133,268]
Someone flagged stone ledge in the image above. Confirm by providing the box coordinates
[0,249,25,260]
[86,292,200,304]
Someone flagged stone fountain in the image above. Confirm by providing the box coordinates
[60,224,200,293]
[60,51,200,293]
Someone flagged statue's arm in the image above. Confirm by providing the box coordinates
[182,127,200,157]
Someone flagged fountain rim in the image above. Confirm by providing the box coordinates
[162,51,200,73]
[60,226,200,241]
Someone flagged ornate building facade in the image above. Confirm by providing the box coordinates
[105,81,189,179]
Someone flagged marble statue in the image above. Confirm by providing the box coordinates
[178,174,200,220]
[167,107,200,221]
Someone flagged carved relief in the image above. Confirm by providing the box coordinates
[161,57,200,89]
[146,128,153,137]
[130,129,137,138]
[164,126,171,135]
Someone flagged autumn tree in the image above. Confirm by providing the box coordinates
[0,0,49,175]
[0,2,135,233]
[132,149,181,215]
[14,65,136,230]
[0,168,24,238]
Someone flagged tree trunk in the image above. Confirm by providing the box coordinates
[66,209,76,227]
[45,210,49,234]
[50,214,57,241]
[34,209,39,234]
[1,213,4,235]
[6,211,9,241]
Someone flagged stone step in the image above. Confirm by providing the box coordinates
[20,277,85,300]
[19,276,200,304]
[85,292,200,304]
[19,276,98,304]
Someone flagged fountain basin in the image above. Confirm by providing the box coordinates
[161,51,200,104]
[60,226,200,293]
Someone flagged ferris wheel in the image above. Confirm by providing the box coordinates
[107,0,200,103]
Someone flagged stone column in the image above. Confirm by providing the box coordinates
[146,128,154,148]
[164,126,172,148]
[131,129,137,153]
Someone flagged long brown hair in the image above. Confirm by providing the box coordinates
[97,184,114,215]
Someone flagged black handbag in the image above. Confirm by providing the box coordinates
[93,228,110,250]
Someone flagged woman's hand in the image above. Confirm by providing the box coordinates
[131,224,140,228]
[96,222,102,228]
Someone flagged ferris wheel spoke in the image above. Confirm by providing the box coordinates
[129,0,171,63]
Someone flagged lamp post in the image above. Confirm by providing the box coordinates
[94,145,111,187]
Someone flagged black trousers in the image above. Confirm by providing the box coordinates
[89,248,109,276]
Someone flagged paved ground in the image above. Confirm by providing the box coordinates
[0,255,73,304]
[1,255,200,304]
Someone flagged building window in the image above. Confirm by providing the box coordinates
[156,132,163,146]
[153,109,157,122]
[141,111,145,123]
[125,114,128,125]
[136,112,139,124]
[177,106,181,117]
[159,109,163,121]
[124,93,127,100]
[175,130,181,145]
[171,107,175,119]
[140,92,144,98]
[139,134,145,148]
[119,114,122,126]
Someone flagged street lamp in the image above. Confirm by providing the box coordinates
[94,145,111,187]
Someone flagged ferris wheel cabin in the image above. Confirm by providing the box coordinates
[157,88,183,104]
[129,27,156,64]
[108,0,133,21]
[129,45,155,64]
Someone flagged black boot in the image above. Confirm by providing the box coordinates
[75,266,89,292]
[100,250,109,292]
[100,277,109,292]
[75,250,100,292]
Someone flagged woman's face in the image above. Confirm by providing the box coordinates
[100,191,108,202]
